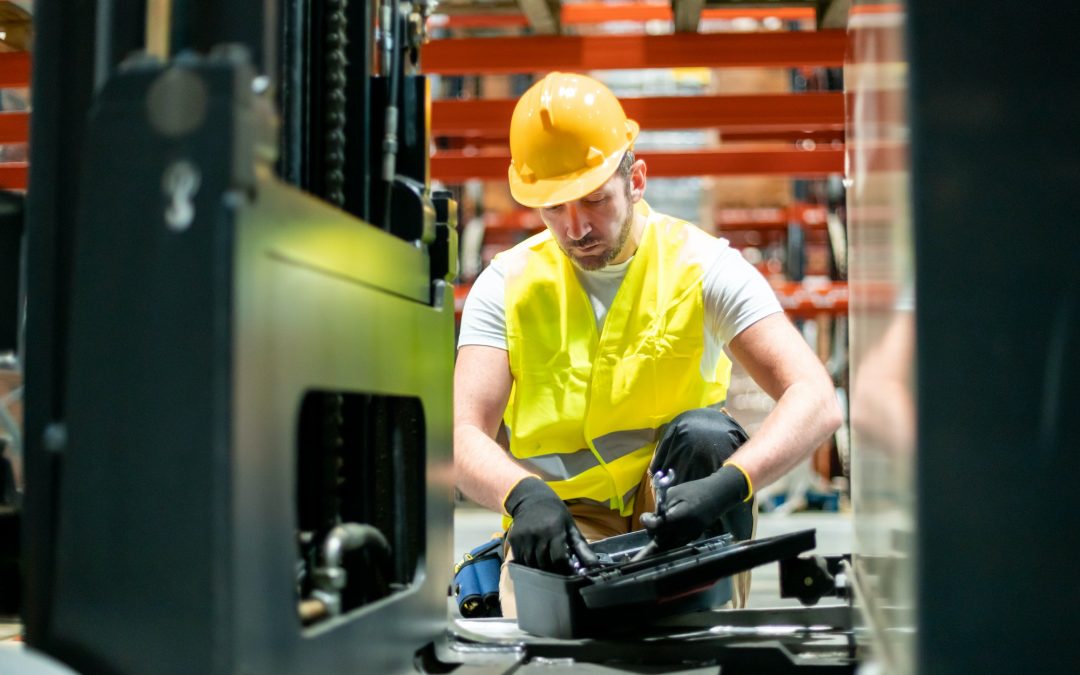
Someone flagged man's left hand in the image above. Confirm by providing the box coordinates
[639,464,749,549]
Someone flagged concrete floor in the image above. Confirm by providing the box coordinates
[453,506,853,609]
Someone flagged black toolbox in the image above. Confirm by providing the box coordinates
[508,528,817,638]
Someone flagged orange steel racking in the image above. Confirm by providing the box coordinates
[432,92,843,136]
[423,31,846,74]
[0,112,29,144]
[0,51,29,88]
[432,146,843,182]
[453,280,849,321]
[431,3,816,29]
[0,51,29,190]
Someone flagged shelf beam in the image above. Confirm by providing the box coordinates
[433,4,817,29]
[0,163,28,190]
[0,112,30,144]
[423,31,847,74]
[0,52,31,88]
[455,280,848,318]
[433,92,843,136]
[431,147,843,182]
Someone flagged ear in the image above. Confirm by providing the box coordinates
[629,159,647,202]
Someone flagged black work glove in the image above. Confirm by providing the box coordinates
[639,464,750,550]
[504,477,599,573]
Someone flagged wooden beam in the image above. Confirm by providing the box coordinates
[516,0,559,34]
[146,0,173,59]
[671,0,705,32]
[819,0,853,28]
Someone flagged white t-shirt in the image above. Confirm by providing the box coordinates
[458,229,782,378]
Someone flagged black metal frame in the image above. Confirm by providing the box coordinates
[0,192,22,354]
[910,1,1080,672]
[779,554,850,606]
[22,0,100,644]
[22,1,458,673]
[170,0,274,75]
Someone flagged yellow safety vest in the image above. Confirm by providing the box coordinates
[502,202,732,515]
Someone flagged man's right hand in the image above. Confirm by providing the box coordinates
[503,477,599,573]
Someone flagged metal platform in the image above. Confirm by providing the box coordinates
[440,605,857,674]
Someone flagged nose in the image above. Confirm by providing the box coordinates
[564,203,591,241]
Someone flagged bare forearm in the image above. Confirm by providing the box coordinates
[455,424,534,513]
[729,380,842,489]
[453,345,527,513]
[850,314,915,454]
[851,379,914,454]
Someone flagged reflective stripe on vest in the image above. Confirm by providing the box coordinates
[513,426,661,480]
[502,201,732,515]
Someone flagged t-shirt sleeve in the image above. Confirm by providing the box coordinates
[702,239,783,348]
[457,260,508,351]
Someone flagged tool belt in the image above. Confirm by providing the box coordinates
[452,536,504,618]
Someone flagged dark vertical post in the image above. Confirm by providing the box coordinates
[174,0,273,73]
[342,0,373,222]
[22,0,101,646]
[0,193,21,353]
[277,0,310,187]
[911,1,1080,672]
[786,222,805,282]
[93,0,146,89]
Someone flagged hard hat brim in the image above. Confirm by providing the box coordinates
[508,120,640,209]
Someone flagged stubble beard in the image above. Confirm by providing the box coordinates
[563,198,635,272]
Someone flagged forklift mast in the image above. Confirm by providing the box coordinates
[22,1,457,673]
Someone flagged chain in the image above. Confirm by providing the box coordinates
[324,0,348,206]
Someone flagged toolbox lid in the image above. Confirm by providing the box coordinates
[508,528,819,639]
[579,529,817,609]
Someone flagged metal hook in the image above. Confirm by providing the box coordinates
[162,160,201,232]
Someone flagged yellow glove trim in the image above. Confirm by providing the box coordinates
[723,461,754,503]
[500,474,543,517]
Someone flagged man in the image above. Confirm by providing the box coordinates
[454,72,842,617]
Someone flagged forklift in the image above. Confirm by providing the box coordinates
[4,1,1079,673]
[19,1,455,672]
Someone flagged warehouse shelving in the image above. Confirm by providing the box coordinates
[0,50,28,191]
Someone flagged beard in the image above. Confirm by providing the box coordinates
[561,190,635,272]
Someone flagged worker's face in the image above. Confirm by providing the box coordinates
[540,160,646,271]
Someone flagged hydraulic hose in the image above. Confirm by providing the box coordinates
[323,522,391,570]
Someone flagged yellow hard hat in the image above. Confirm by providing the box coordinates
[508,72,640,208]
